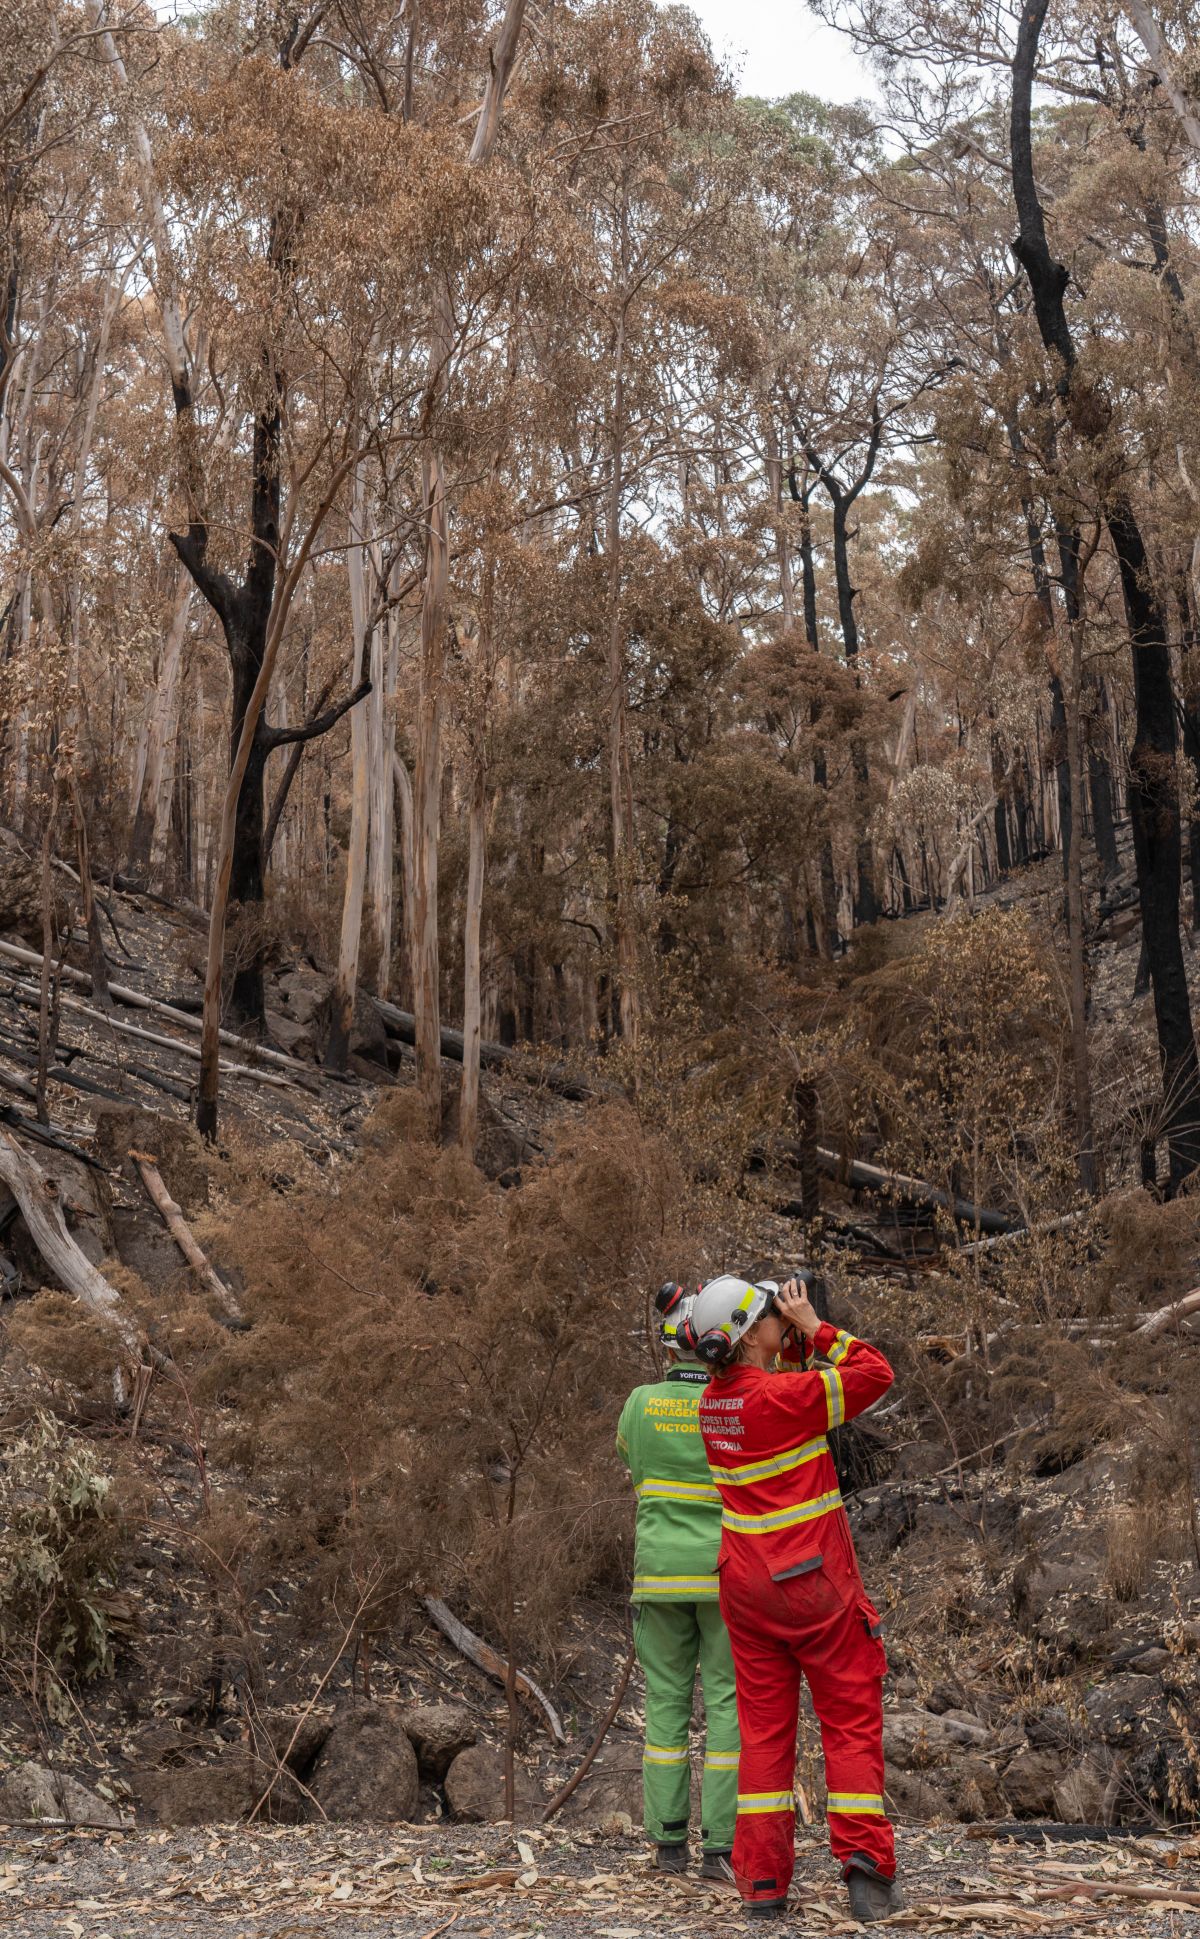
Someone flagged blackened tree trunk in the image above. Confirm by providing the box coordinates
[791,467,839,954]
[802,414,884,928]
[1010,0,1200,1189]
[1087,677,1120,882]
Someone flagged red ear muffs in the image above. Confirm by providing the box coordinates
[655,1281,685,1315]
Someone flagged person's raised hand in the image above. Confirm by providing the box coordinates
[775,1278,821,1341]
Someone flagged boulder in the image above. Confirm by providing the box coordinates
[556,1745,643,1831]
[882,1707,993,1770]
[0,1761,124,1827]
[130,1754,268,1825]
[402,1702,477,1781]
[308,1707,419,1822]
[938,1752,1007,1824]
[1010,1533,1111,1660]
[1082,1674,1159,1748]
[1053,1748,1122,1825]
[257,1709,334,1778]
[881,1761,952,1822]
[1023,1704,1073,1751]
[443,1744,543,1824]
[1001,1746,1065,1818]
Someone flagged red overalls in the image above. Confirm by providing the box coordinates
[698,1322,894,1909]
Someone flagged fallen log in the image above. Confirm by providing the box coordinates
[422,1596,566,1743]
[959,1208,1089,1257]
[1,974,306,1094]
[0,939,333,1082]
[131,1148,245,1326]
[376,1001,601,1104]
[815,1147,1021,1236]
[0,1129,144,1360]
[1135,1284,1200,1339]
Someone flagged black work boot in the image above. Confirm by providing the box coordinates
[844,1855,903,1923]
[655,1842,688,1875]
[699,1850,735,1883]
[746,1898,787,1919]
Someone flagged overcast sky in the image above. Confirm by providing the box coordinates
[687,0,875,102]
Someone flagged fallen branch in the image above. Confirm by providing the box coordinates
[815,1147,1021,1236]
[131,1149,244,1325]
[422,1596,565,1743]
[1135,1284,1200,1339]
[0,939,331,1081]
[0,1129,144,1360]
[1032,1879,1200,1908]
[542,1626,636,1822]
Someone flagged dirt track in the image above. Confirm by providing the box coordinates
[2,1821,1198,1937]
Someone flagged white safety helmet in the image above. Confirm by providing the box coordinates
[654,1281,695,1350]
[677,1274,780,1368]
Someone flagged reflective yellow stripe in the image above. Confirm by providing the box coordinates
[709,1435,827,1487]
[703,1751,740,1768]
[737,1790,794,1814]
[828,1791,886,1815]
[721,1488,842,1535]
[644,1743,689,1764]
[825,1330,854,1367]
[821,1366,845,1430]
[635,1478,721,1503]
[633,1573,721,1596]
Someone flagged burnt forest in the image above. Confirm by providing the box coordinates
[1,0,1200,1930]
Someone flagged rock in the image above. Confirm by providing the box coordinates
[1023,1704,1073,1751]
[443,1744,544,1824]
[257,1709,334,1777]
[1001,1746,1064,1818]
[882,1761,952,1822]
[923,1681,966,1716]
[1082,1674,1159,1747]
[402,1703,477,1781]
[1053,1748,1122,1825]
[1010,1531,1111,1660]
[882,1707,993,1770]
[0,1761,125,1827]
[130,1754,268,1825]
[1124,1647,1170,1674]
[264,1010,314,1059]
[308,1707,419,1822]
[275,965,332,1028]
[938,1752,1006,1824]
[557,1745,642,1831]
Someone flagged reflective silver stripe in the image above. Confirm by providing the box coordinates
[825,1330,854,1366]
[635,1478,721,1503]
[737,1790,794,1814]
[721,1488,842,1535]
[708,1435,827,1487]
[827,1791,886,1815]
[821,1366,844,1430]
[644,1743,689,1764]
[703,1751,739,1768]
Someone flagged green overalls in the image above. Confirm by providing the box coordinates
[617,1359,739,1853]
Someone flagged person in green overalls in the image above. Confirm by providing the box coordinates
[615,1282,739,1881]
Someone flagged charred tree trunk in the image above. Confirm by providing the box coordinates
[1010,0,1200,1189]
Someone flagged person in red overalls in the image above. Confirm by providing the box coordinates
[680,1272,899,1925]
